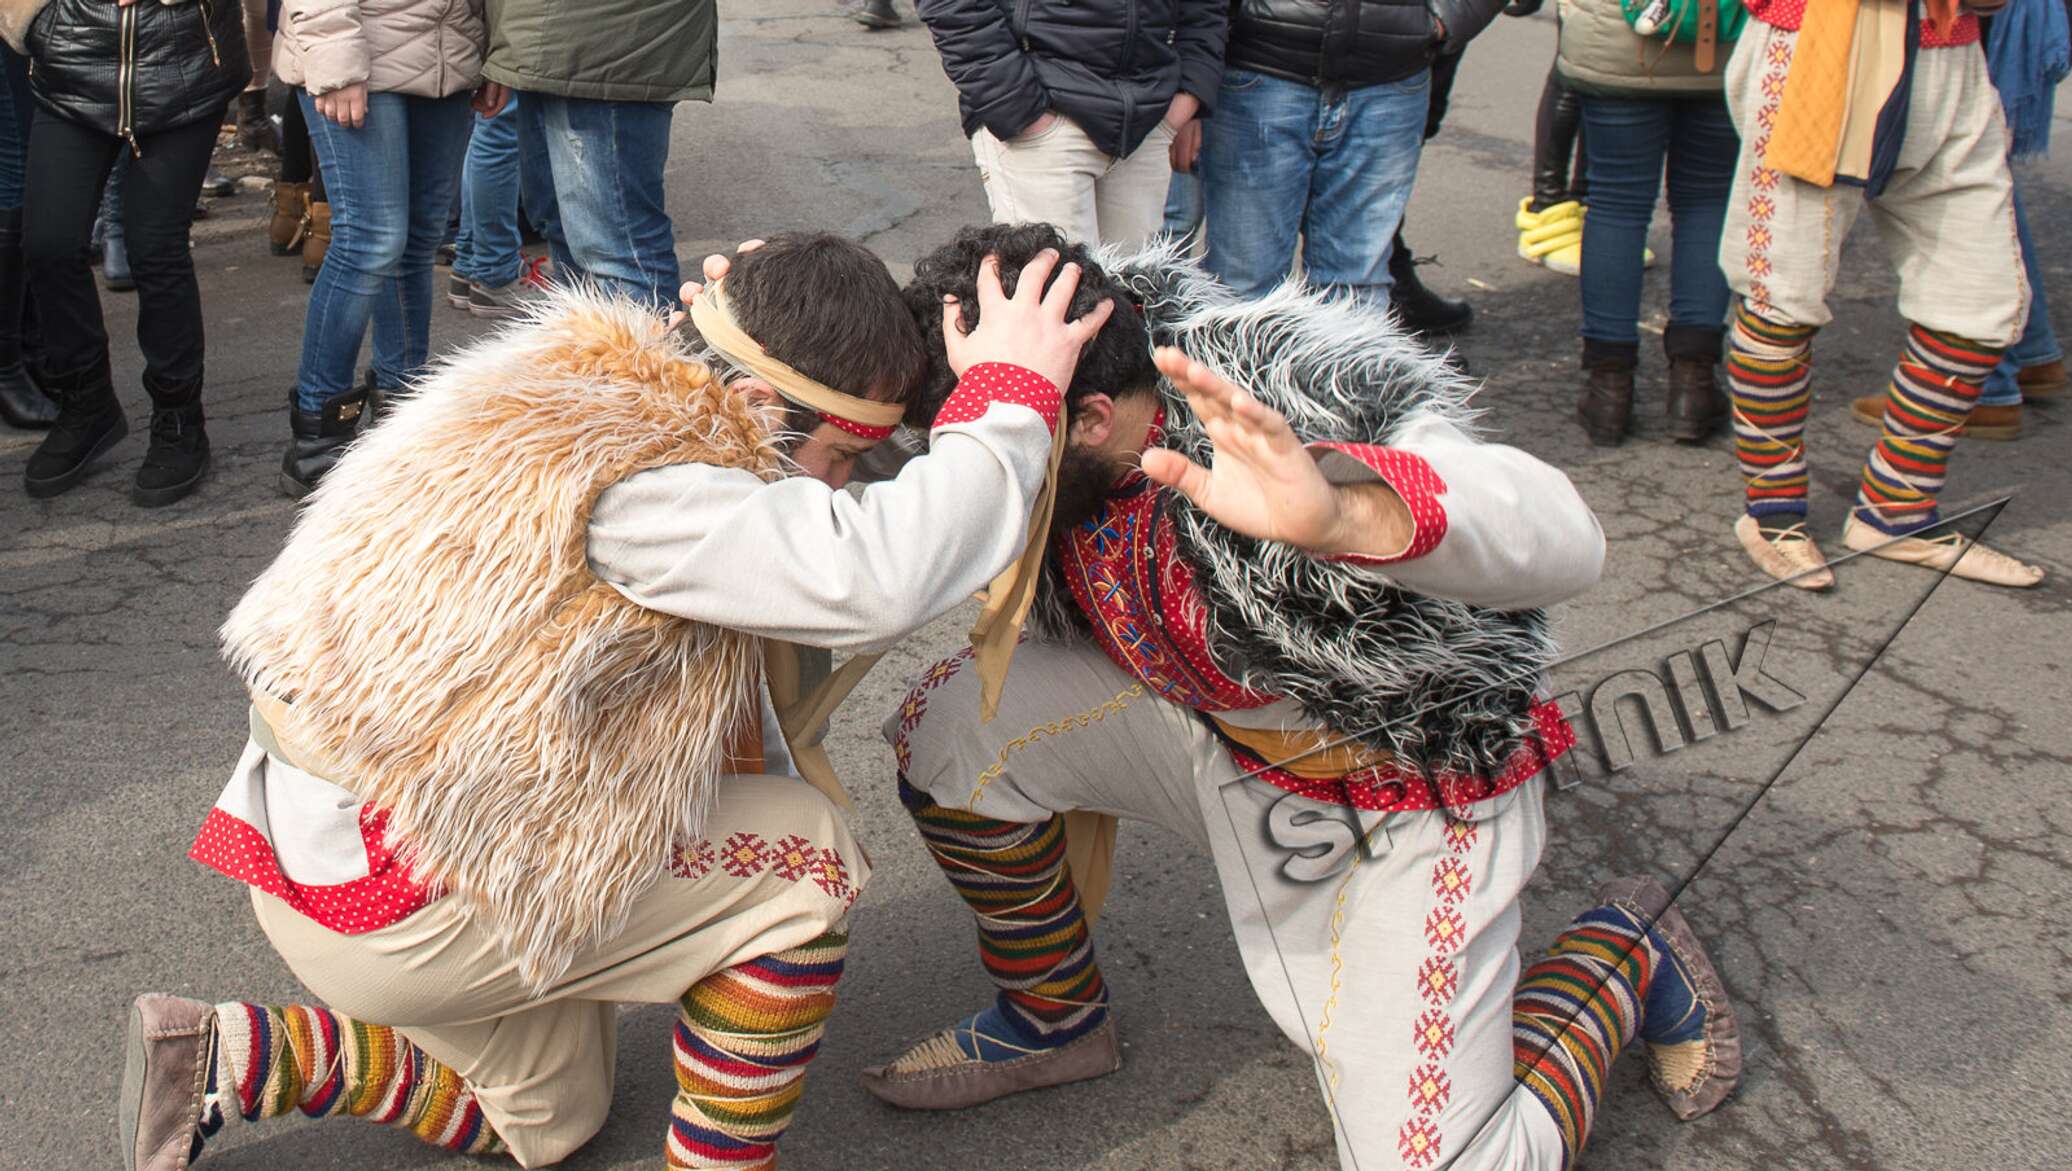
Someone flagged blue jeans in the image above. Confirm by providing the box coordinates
[1199,67,1430,306]
[1576,95,1738,346]
[1162,169,1203,241]
[297,90,473,407]
[454,95,525,288]
[0,46,30,209]
[1980,177,2059,406]
[518,93,677,310]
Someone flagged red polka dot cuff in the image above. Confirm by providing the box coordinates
[931,363,1063,434]
[1306,442,1449,565]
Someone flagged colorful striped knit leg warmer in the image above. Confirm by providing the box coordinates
[668,923,849,1170]
[899,777,1109,1048]
[207,1003,503,1155]
[1853,325,2001,536]
[1511,906,1661,1168]
[1726,300,1820,522]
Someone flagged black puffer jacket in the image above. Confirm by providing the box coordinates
[19,0,249,140]
[917,0,1227,160]
[1227,0,1508,91]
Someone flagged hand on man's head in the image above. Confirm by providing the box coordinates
[939,250,1115,392]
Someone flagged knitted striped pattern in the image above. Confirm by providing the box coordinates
[1854,325,1999,535]
[899,777,1109,1042]
[1727,301,1819,521]
[1511,906,1660,1168]
[669,923,849,1170]
[210,1002,502,1154]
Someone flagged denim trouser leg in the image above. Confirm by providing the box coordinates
[1161,169,1204,242]
[455,95,524,289]
[298,91,473,408]
[1661,99,1737,333]
[0,46,32,209]
[530,94,679,310]
[516,95,571,280]
[1980,179,2060,406]
[1201,68,1428,308]
[1576,95,1667,346]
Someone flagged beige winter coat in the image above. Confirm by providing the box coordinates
[1556,0,1727,98]
[273,0,486,99]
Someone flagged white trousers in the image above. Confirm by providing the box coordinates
[970,116,1177,250]
[1719,22,2028,344]
[889,638,1567,1170]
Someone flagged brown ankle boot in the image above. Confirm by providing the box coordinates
[301,200,330,284]
[268,181,309,257]
[1662,324,1725,443]
[1578,340,1637,447]
[2017,358,2066,401]
[1665,357,1726,442]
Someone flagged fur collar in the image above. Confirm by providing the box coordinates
[223,287,785,993]
[1050,241,1558,779]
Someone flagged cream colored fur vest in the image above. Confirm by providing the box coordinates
[222,289,783,993]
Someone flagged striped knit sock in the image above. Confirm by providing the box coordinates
[899,777,1108,1048]
[668,923,849,1170]
[1853,324,2000,536]
[1726,300,1820,522]
[1511,906,1662,1168]
[209,1003,503,1154]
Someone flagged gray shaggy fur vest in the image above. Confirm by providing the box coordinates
[222,288,783,993]
[1047,243,1560,780]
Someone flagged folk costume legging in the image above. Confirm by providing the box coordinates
[203,925,848,1169]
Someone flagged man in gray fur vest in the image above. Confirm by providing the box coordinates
[865,223,1746,1171]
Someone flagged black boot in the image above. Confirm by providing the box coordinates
[1388,232,1473,337]
[0,207,57,428]
[1663,324,1726,443]
[279,385,368,498]
[855,0,902,28]
[1578,339,1637,447]
[24,357,128,497]
[133,378,210,507]
[362,370,408,430]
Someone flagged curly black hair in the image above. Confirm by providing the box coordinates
[902,223,1158,429]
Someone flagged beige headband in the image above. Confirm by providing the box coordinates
[688,281,909,433]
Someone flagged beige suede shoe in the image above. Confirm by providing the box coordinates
[1841,517,2045,588]
[118,995,213,1171]
[1734,515,1835,590]
[859,1016,1121,1111]
[1595,878,1742,1122]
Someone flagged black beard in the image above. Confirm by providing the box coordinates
[1049,445,1128,539]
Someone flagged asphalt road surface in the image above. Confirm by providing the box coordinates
[4,5,2069,1170]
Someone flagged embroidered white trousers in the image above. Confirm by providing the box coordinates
[890,638,1566,1170]
[1719,22,2028,345]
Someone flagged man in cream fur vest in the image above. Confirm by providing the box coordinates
[113,235,1116,1171]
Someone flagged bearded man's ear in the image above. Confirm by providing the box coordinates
[1068,393,1117,447]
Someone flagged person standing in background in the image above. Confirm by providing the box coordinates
[916,0,1227,250]
[1198,0,1509,308]
[273,0,492,498]
[1559,0,1741,447]
[0,39,52,430]
[482,0,710,310]
[446,91,552,318]
[4,0,249,507]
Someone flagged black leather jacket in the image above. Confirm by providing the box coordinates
[918,0,1228,159]
[1226,0,1508,91]
[22,0,249,142]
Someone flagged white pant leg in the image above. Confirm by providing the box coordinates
[1203,772,1566,1171]
[971,120,1109,248]
[1093,121,1179,251]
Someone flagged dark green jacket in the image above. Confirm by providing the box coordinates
[483,0,714,103]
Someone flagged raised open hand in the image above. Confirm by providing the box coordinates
[1141,348,1410,557]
